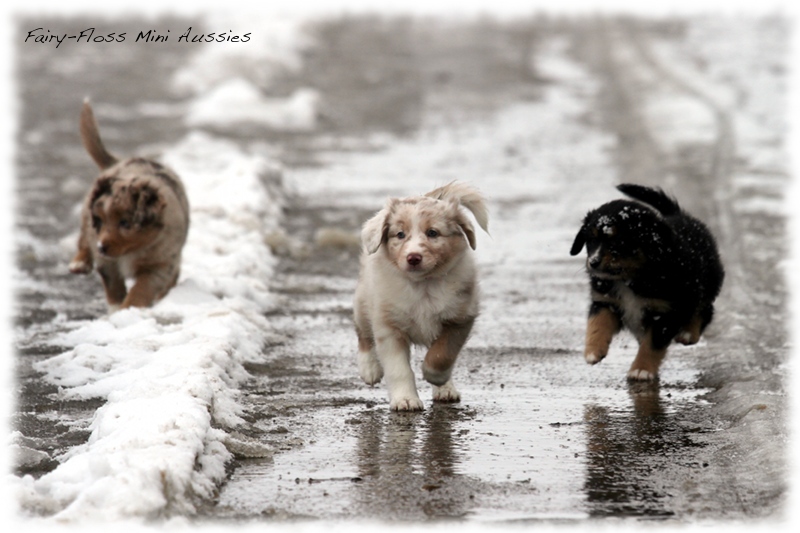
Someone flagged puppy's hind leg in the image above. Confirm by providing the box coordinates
[376,333,423,411]
[585,303,621,364]
[357,332,383,386]
[423,319,474,403]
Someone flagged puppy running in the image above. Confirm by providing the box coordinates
[69,100,190,310]
[570,184,724,380]
[354,182,489,411]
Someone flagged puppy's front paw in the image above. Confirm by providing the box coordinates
[390,396,425,411]
[585,351,606,365]
[432,381,460,403]
[358,351,383,386]
[69,259,92,274]
[627,368,657,381]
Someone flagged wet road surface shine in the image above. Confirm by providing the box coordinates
[208,17,780,522]
[217,342,713,520]
[13,14,787,523]
[211,204,714,520]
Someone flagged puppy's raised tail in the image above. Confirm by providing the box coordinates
[617,183,681,217]
[80,99,118,170]
[427,181,489,233]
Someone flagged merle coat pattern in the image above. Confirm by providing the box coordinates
[69,100,190,310]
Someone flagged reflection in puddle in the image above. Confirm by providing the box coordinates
[352,404,478,520]
[583,381,709,518]
[216,357,715,522]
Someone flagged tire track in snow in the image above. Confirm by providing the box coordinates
[590,18,787,518]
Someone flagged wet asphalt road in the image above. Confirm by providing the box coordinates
[13,14,788,524]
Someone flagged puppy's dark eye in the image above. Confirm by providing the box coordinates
[396,231,406,239]
[92,216,102,230]
[119,219,131,230]
[426,229,439,238]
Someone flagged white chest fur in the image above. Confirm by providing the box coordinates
[366,254,478,347]
[614,281,647,339]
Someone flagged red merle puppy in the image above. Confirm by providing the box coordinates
[570,184,724,380]
[69,100,190,310]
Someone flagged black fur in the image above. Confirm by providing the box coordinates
[131,184,164,228]
[89,176,116,206]
[571,183,724,351]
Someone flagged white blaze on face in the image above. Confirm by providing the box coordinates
[384,199,468,277]
[404,223,426,262]
[391,221,426,273]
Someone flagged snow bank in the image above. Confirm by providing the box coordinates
[174,13,320,132]
[645,16,788,178]
[13,133,283,522]
[13,8,318,523]
[186,79,320,131]
[171,13,313,97]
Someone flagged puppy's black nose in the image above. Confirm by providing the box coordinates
[407,253,422,266]
[97,242,108,256]
[589,255,602,269]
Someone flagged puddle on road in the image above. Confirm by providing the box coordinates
[207,17,722,520]
[212,170,717,522]
[214,346,713,522]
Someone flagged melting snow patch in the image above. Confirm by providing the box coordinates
[171,13,312,97]
[733,195,785,217]
[186,78,320,131]
[644,95,716,149]
[13,132,282,522]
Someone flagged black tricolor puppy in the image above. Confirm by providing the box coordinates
[570,184,724,380]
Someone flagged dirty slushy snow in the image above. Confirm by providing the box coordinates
[10,9,790,525]
[14,133,284,520]
[12,13,316,521]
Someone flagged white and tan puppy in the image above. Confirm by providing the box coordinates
[354,182,489,411]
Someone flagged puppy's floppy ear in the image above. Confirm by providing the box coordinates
[361,200,394,254]
[428,181,489,234]
[457,212,478,250]
[132,183,165,228]
[570,226,587,256]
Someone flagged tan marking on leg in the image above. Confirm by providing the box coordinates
[356,328,382,385]
[585,307,620,364]
[422,318,474,386]
[357,349,382,386]
[358,335,374,353]
[628,332,667,381]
